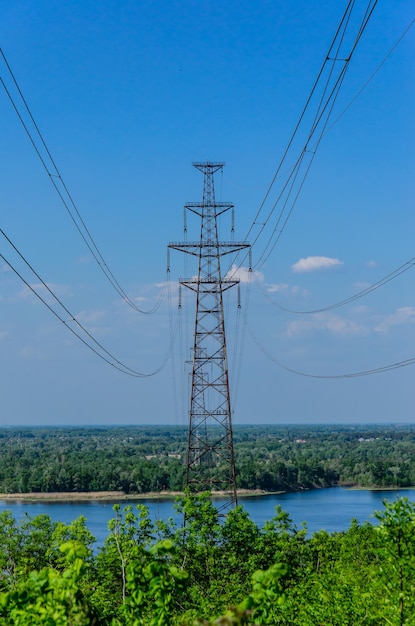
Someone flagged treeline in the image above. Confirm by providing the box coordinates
[0,424,415,493]
[0,494,414,624]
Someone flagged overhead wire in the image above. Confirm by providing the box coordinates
[245,0,356,243]
[225,3,415,391]
[251,15,415,316]
[167,267,180,425]
[247,323,415,379]
[255,255,415,315]
[321,17,415,141]
[1,228,176,378]
[226,0,379,279]
[230,272,252,412]
[2,4,410,391]
[0,48,165,315]
[228,6,415,342]
[253,0,378,271]
[252,5,415,278]
[177,290,187,426]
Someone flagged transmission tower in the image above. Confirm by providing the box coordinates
[168,162,250,512]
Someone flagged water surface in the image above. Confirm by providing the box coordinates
[1,488,413,547]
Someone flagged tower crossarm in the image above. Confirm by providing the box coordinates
[180,278,239,293]
[184,202,233,218]
[168,241,250,257]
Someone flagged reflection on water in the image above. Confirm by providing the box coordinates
[1,487,414,547]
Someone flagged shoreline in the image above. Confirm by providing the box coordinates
[1,485,413,503]
[0,488,282,503]
[346,485,415,491]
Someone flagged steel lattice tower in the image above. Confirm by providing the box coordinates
[169,162,250,512]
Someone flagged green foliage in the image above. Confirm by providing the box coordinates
[92,503,157,620]
[118,539,189,626]
[236,563,286,624]
[0,426,187,494]
[0,541,98,625]
[1,494,415,625]
[1,424,415,494]
[373,497,415,625]
[0,511,96,591]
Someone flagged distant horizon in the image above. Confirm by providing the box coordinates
[1,422,415,429]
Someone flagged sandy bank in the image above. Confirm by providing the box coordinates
[0,489,279,502]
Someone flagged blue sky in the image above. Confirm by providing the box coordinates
[1,0,414,426]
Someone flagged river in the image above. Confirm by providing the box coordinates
[1,487,414,547]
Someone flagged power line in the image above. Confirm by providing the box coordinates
[229,271,252,413]
[0,48,164,315]
[255,5,415,272]
[229,7,415,323]
[321,17,415,141]
[247,323,415,379]
[226,1,379,279]
[255,255,415,315]
[1,228,176,377]
[253,0,379,271]
[246,15,415,317]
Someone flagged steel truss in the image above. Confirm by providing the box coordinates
[169,162,250,512]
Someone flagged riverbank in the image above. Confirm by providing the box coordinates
[3,485,413,502]
[346,485,415,491]
[0,488,279,502]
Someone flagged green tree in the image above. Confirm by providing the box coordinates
[0,542,99,625]
[373,497,415,625]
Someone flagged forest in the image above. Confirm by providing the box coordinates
[0,493,414,624]
[0,424,415,494]
[1,426,415,623]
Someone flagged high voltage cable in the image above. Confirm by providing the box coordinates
[254,4,414,272]
[253,0,378,271]
[230,7,413,285]
[247,324,415,379]
[226,0,378,279]
[246,0,357,241]
[321,17,415,142]
[230,273,252,412]
[255,256,415,315]
[167,271,180,425]
[248,16,415,317]
[1,228,175,377]
[0,48,164,315]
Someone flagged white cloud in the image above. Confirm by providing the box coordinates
[266,283,310,298]
[285,319,315,337]
[224,265,263,284]
[131,296,148,303]
[76,255,93,265]
[76,309,106,325]
[70,309,112,336]
[366,260,378,268]
[18,346,46,361]
[320,314,366,336]
[267,283,289,293]
[350,305,370,315]
[291,256,344,273]
[375,307,415,333]
[284,306,415,339]
[17,283,73,301]
[286,312,367,338]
